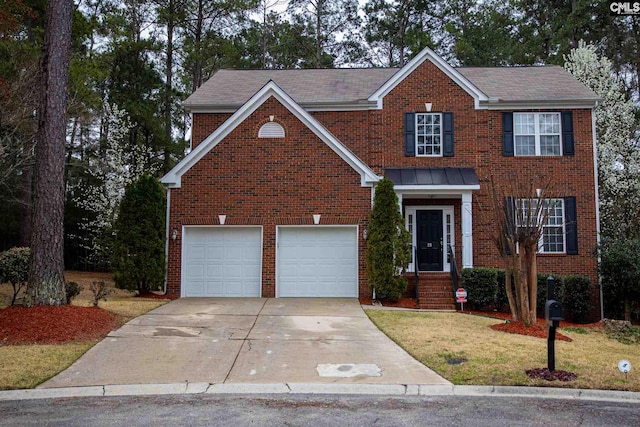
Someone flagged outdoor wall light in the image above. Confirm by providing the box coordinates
[313,214,321,225]
[171,229,178,241]
[363,229,368,240]
[219,214,227,225]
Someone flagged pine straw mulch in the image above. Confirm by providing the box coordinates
[0,305,121,346]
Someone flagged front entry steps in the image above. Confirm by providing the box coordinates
[406,272,457,310]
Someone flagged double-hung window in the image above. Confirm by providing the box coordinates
[515,198,566,253]
[514,113,562,156]
[416,113,442,156]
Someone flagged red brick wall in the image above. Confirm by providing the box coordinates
[167,97,372,297]
[183,58,599,297]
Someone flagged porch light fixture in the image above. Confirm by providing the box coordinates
[313,214,321,225]
[363,229,368,240]
[218,214,227,225]
[171,228,178,241]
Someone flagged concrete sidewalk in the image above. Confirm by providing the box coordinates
[39,298,449,388]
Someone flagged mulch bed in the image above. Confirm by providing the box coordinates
[137,292,176,300]
[525,368,577,382]
[490,320,572,342]
[0,305,120,345]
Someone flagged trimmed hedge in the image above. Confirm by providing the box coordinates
[563,275,594,323]
[461,267,500,310]
[462,267,594,323]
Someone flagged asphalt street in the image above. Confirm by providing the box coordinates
[1,394,638,426]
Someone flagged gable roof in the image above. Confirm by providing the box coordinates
[367,47,489,109]
[458,66,600,108]
[162,81,380,188]
[183,68,399,111]
[184,47,599,111]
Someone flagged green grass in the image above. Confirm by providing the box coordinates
[365,310,640,391]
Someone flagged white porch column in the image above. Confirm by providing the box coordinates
[396,192,403,215]
[461,192,473,268]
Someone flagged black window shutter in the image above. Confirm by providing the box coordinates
[561,111,574,156]
[502,112,514,156]
[503,196,516,255]
[443,112,454,157]
[404,112,415,156]
[564,196,578,254]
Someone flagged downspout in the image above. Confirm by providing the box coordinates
[591,107,604,321]
[163,188,171,295]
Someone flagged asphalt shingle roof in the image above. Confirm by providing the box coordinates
[457,66,599,103]
[183,68,399,108]
[183,64,598,108]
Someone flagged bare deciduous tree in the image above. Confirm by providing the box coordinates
[484,175,557,325]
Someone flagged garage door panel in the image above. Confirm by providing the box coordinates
[277,227,357,298]
[183,227,262,297]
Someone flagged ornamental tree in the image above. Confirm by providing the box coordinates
[564,41,640,241]
[111,174,166,294]
[485,175,557,325]
[366,177,411,301]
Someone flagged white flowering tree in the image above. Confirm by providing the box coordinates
[68,102,158,267]
[564,41,640,240]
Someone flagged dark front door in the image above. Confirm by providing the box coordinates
[416,210,443,272]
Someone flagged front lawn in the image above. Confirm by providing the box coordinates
[0,271,168,390]
[365,310,639,391]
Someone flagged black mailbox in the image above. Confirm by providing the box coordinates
[545,299,564,324]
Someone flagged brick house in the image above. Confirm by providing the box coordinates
[161,47,600,309]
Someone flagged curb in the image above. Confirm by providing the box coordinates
[0,384,638,403]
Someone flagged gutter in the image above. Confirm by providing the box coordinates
[163,188,170,295]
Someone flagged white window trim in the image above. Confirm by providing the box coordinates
[405,206,454,272]
[515,198,566,254]
[514,112,562,156]
[415,113,443,157]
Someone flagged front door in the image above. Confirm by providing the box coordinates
[416,210,443,271]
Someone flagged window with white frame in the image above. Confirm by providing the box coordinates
[515,198,565,253]
[416,113,442,156]
[514,113,561,156]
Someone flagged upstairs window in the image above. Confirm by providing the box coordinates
[416,113,442,156]
[515,198,566,253]
[514,113,561,156]
[404,112,454,157]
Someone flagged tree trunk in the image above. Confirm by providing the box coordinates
[315,0,322,68]
[163,0,174,174]
[624,297,631,322]
[25,0,73,307]
[503,258,517,321]
[525,244,538,324]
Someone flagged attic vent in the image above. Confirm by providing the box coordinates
[258,122,285,138]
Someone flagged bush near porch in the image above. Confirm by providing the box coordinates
[461,267,595,323]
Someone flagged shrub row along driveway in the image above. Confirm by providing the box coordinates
[40,298,449,387]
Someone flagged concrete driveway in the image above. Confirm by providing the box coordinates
[40,298,449,388]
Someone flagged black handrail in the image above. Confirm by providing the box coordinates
[448,244,459,296]
[414,246,419,300]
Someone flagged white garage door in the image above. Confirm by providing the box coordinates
[182,227,261,297]
[277,227,358,297]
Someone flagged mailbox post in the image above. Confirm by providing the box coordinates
[545,276,564,372]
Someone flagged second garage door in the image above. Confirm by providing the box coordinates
[277,226,358,297]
